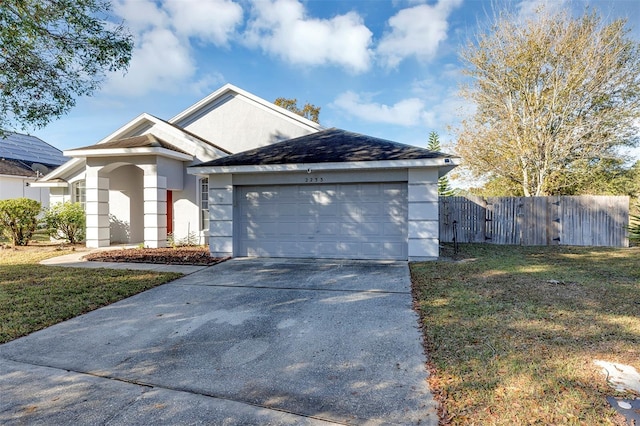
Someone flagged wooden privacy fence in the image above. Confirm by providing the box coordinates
[439,196,629,247]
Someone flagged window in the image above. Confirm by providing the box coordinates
[200,177,209,231]
[72,180,86,209]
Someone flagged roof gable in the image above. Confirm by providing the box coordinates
[170,83,322,131]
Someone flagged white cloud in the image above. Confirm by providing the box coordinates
[104,28,195,96]
[244,0,373,73]
[332,92,426,126]
[377,0,463,68]
[164,0,243,45]
[112,0,168,32]
[104,0,243,96]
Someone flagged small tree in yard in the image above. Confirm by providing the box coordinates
[0,198,41,246]
[427,131,457,196]
[44,202,85,244]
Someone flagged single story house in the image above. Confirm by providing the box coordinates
[0,132,67,207]
[35,84,457,261]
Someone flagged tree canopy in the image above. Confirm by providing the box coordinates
[456,6,640,196]
[274,97,321,123]
[0,0,133,135]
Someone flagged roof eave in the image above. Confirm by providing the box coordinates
[30,180,69,188]
[188,158,458,175]
[37,158,84,181]
[64,147,193,162]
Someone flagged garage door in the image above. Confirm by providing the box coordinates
[236,183,407,260]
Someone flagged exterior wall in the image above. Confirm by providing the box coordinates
[179,94,318,153]
[49,187,71,206]
[108,165,144,244]
[157,156,184,190]
[0,175,50,207]
[407,169,440,261]
[172,172,204,245]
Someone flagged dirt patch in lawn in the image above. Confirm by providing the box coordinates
[84,247,228,266]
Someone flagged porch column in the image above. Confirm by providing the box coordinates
[208,174,233,257]
[143,172,168,248]
[85,168,110,248]
[408,169,439,261]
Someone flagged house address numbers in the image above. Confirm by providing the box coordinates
[304,177,324,183]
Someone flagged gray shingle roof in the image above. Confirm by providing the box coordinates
[0,132,67,166]
[70,134,189,155]
[196,128,452,167]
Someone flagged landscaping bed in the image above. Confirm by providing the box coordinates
[83,246,228,265]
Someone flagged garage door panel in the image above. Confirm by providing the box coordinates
[237,183,408,260]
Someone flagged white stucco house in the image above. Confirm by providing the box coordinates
[0,132,67,207]
[35,84,457,261]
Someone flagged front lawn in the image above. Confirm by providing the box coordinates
[411,244,639,425]
[0,246,182,343]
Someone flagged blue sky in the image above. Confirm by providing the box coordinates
[36,0,639,153]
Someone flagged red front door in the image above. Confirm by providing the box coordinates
[167,190,173,234]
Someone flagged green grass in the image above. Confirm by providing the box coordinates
[0,247,182,343]
[411,244,639,425]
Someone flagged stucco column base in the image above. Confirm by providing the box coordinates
[85,174,110,248]
[143,174,168,248]
[408,169,439,261]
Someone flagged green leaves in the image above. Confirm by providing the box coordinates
[43,202,85,244]
[0,198,41,246]
[0,0,133,135]
[274,97,321,124]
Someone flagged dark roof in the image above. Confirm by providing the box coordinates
[0,158,56,177]
[196,128,452,167]
[0,132,67,166]
[71,134,189,156]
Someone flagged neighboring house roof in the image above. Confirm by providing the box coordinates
[71,134,190,155]
[195,128,454,167]
[0,132,66,166]
[0,158,56,177]
[0,132,66,177]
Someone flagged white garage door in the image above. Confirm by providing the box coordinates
[236,183,408,260]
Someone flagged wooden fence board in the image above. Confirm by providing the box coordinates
[439,195,629,247]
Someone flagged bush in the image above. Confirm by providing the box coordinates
[44,202,85,244]
[629,212,640,242]
[0,198,42,246]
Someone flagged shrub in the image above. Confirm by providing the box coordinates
[629,211,640,242]
[0,198,42,246]
[44,202,85,244]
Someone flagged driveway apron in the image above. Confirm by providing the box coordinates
[0,258,437,425]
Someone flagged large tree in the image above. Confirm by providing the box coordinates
[456,6,640,196]
[0,0,133,135]
[274,97,321,124]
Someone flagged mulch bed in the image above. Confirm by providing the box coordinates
[83,247,228,266]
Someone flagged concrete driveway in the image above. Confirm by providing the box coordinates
[0,258,437,425]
